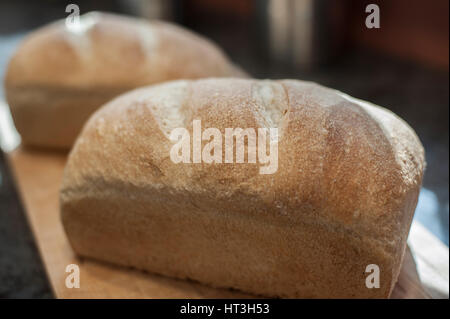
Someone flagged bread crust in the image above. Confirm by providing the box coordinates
[60,78,425,298]
[5,12,244,148]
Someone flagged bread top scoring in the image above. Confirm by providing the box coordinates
[5,12,241,89]
[62,78,425,254]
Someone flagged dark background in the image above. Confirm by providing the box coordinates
[0,0,448,298]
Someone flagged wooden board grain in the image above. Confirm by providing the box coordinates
[6,148,430,299]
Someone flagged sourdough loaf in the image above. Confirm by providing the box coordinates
[4,12,244,149]
[60,78,425,298]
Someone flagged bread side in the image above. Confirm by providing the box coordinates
[60,78,425,298]
[5,12,245,148]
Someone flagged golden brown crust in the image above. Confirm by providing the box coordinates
[60,78,425,298]
[4,12,244,148]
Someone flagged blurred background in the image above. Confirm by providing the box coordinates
[0,0,448,298]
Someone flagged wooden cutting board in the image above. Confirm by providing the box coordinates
[6,147,431,299]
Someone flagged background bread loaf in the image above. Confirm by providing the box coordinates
[60,78,425,298]
[4,12,245,149]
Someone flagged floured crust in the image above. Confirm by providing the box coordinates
[4,12,244,148]
[60,78,425,298]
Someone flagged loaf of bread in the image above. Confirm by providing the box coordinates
[4,12,244,149]
[60,78,425,298]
